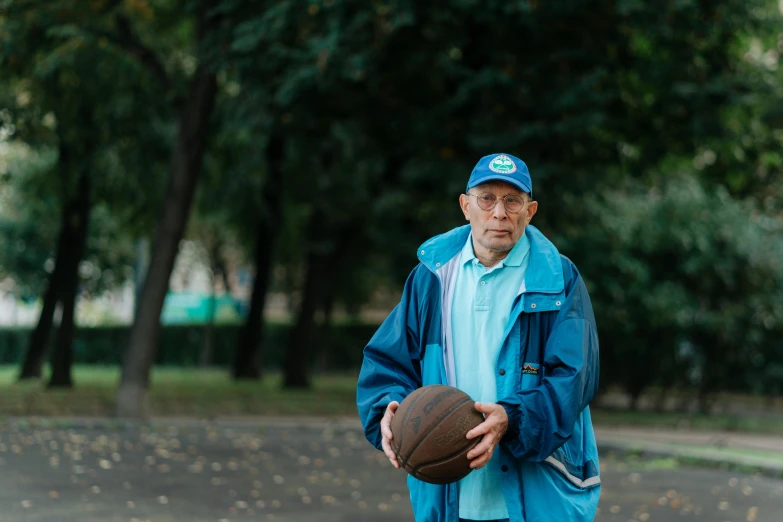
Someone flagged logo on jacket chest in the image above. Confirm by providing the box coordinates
[522,364,539,375]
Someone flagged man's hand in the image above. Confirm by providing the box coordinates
[466,402,509,469]
[380,401,401,469]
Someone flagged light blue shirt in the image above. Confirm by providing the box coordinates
[452,232,531,521]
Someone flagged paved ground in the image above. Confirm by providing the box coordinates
[595,426,783,476]
[0,418,781,521]
[595,427,783,454]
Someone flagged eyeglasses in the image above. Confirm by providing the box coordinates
[467,192,529,213]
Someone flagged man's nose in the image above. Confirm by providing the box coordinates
[492,200,508,219]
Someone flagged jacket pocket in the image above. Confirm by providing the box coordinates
[544,410,601,490]
[544,450,601,490]
[520,460,601,522]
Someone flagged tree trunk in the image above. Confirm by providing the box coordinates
[628,391,641,412]
[116,58,217,417]
[18,153,75,380]
[47,283,75,388]
[283,239,326,389]
[199,247,219,368]
[654,386,670,413]
[199,293,217,367]
[317,295,335,372]
[232,132,284,380]
[283,216,359,388]
[214,248,232,295]
[281,155,404,388]
[48,171,91,388]
[18,229,66,379]
[230,236,267,379]
[134,237,150,303]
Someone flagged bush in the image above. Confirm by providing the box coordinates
[580,174,783,407]
[0,322,381,370]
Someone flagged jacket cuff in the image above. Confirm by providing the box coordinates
[500,402,523,445]
[368,392,407,451]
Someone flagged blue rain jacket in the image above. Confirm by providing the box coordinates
[356,224,601,522]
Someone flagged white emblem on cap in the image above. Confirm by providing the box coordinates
[488,155,517,174]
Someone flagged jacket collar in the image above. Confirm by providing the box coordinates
[417,224,563,294]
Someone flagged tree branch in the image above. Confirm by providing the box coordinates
[99,0,125,15]
[113,14,172,94]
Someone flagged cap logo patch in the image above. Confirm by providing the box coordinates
[488,154,517,174]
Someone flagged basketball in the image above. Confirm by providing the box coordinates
[390,384,485,484]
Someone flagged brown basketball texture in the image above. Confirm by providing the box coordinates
[390,384,484,484]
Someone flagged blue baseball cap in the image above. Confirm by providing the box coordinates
[466,153,532,195]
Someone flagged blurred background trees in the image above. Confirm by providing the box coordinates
[0,0,781,416]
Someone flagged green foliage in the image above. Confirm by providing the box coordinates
[0,144,59,296]
[1,0,782,399]
[586,173,783,401]
[0,0,179,296]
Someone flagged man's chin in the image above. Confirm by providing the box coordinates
[485,241,514,253]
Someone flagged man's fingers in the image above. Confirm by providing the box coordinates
[381,418,393,440]
[467,443,492,461]
[474,401,493,414]
[381,401,399,435]
[467,410,503,439]
[381,437,400,468]
[470,452,491,469]
[466,435,495,460]
[466,442,487,460]
[466,421,491,440]
[381,438,396,461]
[378,401,402,469]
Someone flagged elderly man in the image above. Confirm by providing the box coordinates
[357,153,600,521]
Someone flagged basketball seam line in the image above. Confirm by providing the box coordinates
[396,385,441,463]
[403,396,474,466]
[413,436,481,472]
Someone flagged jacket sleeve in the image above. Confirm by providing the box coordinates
[356,265,430,451]
[498,265,600,461]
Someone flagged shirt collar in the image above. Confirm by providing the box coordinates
[460,230,531,268]
[503,231,530,267]
[460,234,478,266]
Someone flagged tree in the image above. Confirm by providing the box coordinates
[232,131,284,379]
[229,0,776,387]
[1,1,166,385]
[587,174,783,410]
[116,0,247,416]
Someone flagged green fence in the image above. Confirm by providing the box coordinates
[2,324,779,399]
[0,323,381,369]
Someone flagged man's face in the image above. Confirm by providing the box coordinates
[458,181,538,254]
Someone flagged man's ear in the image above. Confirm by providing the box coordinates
[459,194,471,221]
[526,201,539,224]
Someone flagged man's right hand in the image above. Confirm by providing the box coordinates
[380,401,401,469]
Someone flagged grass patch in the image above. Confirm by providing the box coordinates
[675,445,783,462]
[601,453,681,472]
[590,409,783,435]
[1,365,780,431]
[0,366,360,417]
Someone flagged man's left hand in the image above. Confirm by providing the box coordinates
[465,402,509,469]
